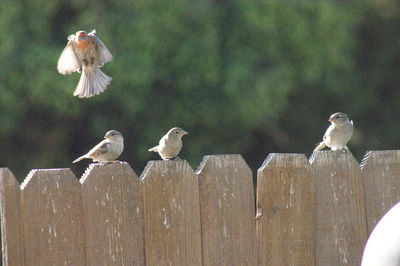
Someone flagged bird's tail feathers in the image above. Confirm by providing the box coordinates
[73,155,87,163]
[148,146,158,152]
[314,141,326,151]
[74,68,112,98]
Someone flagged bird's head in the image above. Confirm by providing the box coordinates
[166,127,189,139]
[75,31,89,41]
[329,112,349,125]
[104,130,123,141]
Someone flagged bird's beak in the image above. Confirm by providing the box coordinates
[328,119,333,122]
[182,131,189,135]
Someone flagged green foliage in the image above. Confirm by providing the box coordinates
[0,0,399,178]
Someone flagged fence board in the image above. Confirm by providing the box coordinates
[197,155,256,266]
[0,168,23,266]
[20,169,85,266]
[140,160,202,266]
[361,150,400,233]
[80,162,145,266]
[2,152,400,265]
[256,154,315,266]
[311,151,367,266]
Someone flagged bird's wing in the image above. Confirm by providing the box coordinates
[57,40,81,74]
[148,146,158,152]
[314,125,333,151]
[314,141,326,151]
[87,140,110,158]
[89,30,113,67]
[322,125,334,142]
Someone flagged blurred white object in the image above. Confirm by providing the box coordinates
[361,201,400,266]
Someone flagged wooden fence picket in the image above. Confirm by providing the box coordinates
[0,168,23,266]
[20,169,85,266]
[1,152,400,265]
[80,162,145,266]
[197,155,256,266]
[256,153,315,266]
[361,150,400,233]
[311,150,367,266]
[140,160,202,266]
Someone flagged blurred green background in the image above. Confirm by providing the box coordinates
[1,0,400,181]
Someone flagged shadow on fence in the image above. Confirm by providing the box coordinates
[1,150,400,265]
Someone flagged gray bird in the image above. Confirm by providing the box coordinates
[73,130,124,163]
[149,127,189,160]
[57,29,113,98]
[314,112,354,151]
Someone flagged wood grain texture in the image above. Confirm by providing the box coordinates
[197,155,256,266]
[0,168,23,266]
[80,162,144,266]
[2,152,400,265]
[20,168,85,266]
[141,160,202,266]
[256,154,315,266]
[361,150,400,233]
[311,150,367,266]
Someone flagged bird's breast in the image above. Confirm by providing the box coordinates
[75,39,93,50]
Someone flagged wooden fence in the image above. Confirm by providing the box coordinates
[0,150,400,266]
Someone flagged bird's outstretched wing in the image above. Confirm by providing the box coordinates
[88,30,113,67]
[57,40,81,74]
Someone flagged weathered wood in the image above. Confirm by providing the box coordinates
[20,169,85,266]
[2,152,400,265]
[0,168,23,266]
[361,151,400,233]
[311,151,367,266]
[256,154,315,266]
[197,155,256,266]
[141,160,202,266]
[80,162,145,266]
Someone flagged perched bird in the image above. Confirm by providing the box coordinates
[73,130,124,163]
[149,127,189,160]
[57,30,113,98]
[314,112,354,151]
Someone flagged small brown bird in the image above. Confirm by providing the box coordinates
[57,30,113,98]
[149,127,188,160]
[73,130,124,163]
[314,112,354,151]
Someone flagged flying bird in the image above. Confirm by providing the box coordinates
[149,127,188,160]
[314,112,354,151]
[57,30,113,98]
[73,130,124,163]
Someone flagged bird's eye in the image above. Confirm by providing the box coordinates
[175,131,179,134]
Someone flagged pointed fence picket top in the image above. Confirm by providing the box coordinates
[311,151,367,266]
[0,168,24,266]
[361,150,400,233]
[140,160,202,266]
[197,155,256,266]
[80,162,145,266]
[20,168,85,266]
[256,154,315,266]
